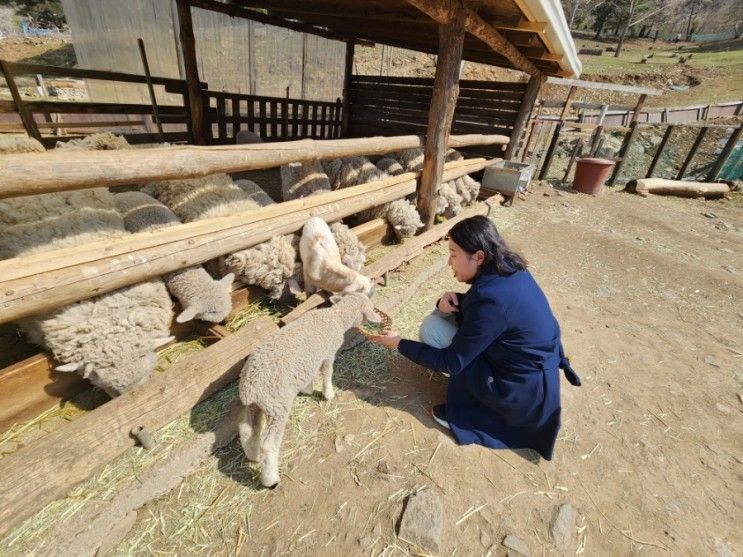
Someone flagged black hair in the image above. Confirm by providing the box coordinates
[447,215,527,278]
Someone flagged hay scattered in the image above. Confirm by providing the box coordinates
[154,338,206,373]
[225,296,288,333]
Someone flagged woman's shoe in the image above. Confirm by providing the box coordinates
[431,404,450,430]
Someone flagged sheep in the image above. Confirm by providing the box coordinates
[235,130,263,144]
[299,216,373,295]
[113,191,234,323]
[330,221,365,271]
[321,155,423,240]
[280,160,331,200]
[55,131,131,151]
[376,157,405,176]
[395,148,424,172]
[145,174,301,300]
[237,291,380,487]
[0,134,45,154]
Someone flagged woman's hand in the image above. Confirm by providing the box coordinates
[437,291,460,314]
[367,330,401,349]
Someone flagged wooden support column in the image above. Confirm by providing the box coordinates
[538,86,576,180]
[676,127,708,180]
[646,125,675,178]
[504,73,545,160]
[176,0,205,144]
[707,125,742,182]
[417,8,466,230]
[341,40,355,138]
[1,60,42,142]
[608,94,647,186]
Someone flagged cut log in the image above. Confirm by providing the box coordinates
[0,158,496,326]
[0,134,508,200]
[625,178,730,198]
[0,316,277,539]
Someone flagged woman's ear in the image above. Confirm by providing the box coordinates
[475,250,486,265]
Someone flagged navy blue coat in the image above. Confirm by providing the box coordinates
[398,268,580,460]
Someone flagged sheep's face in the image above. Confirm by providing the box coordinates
[341,274,374,297]
[84,352,156,398]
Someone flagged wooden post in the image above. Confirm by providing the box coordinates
[706,125,742,182]
[676,126,707,180]
[589,104,609,156]
[645,125,675,178]
[417,8,466,229]
[609,94,647,185]
[1,60,42,142]
[341,40,355,138]
[137,38,165,142]
[562,140,583,183]
[504,73,545,160]
[175,0,205,144]
[538,121,562,180]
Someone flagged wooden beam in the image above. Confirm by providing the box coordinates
[626,178,729,198]
[676,127,708,180]
[417,8,466,230]
[351,218,389,247]
[176,0,206,144]
[608,94,648,185]
[0,134,507,200]
[546,77,662,96]
[0,316,277,539]
[706,126,742,182]
[495,19,548,33]
[404,0,540,76]
[341,40,354,137]
[186,0,369,44]
[504,74,545,160]
[645,125,675,178]
[0,60,42,142]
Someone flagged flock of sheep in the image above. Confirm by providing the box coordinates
[1,130,482,486]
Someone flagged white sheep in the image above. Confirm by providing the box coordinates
[395,148,425,172]
[113,191,234,323]
[146,174,301,300]
[322,156,366,190]
[376,157,405,176]
[55,131,131,151]
[330,221,365,271]
[280,160,330,200]
[0,134,45,154]
[299,217,373,295]
[237,291,380,487]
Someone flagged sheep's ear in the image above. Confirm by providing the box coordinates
[286,277,303,296]
[56,361,84,372]
[82,363,94,378]
[220,273,235,287]
[394,224,402,230]
[153,336,175,349]
[176,306,199,323]
[329,294,344,305]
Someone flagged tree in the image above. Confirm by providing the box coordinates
[560,0,604,28]
[0,0,66,29]
[591,1,621,38]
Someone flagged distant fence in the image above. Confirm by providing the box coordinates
[541,99,743,127]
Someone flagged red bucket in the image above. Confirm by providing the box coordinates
[573,158,615,195]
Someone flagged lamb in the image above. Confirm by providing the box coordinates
[237,291,380,487]
[280,160,331,200]
[376,157,405,176]
[55,131,131,151]
[113,191,234,323]
[0,134,45,154]
[299,217,373,295]
[221,235,298,298]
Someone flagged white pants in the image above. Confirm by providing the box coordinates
[419,309,458,348]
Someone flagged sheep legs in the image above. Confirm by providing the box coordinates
[300,379,314,396]
[238,403,263,462]
[321,359,335,400]
[259,410,290,488]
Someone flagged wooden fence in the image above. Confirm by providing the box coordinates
[0,60,198,147]
[204,90,343,144]
[347,75,526,156]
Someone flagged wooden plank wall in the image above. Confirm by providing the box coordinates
[348,75,526,156]
[205,91,343,143]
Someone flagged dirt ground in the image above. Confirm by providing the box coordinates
[3,182,740,556]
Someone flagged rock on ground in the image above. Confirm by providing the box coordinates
[502,533,531,557]
[550,503,578,550]
[398,489,443,554]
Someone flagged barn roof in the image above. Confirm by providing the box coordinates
[209,0,582,78]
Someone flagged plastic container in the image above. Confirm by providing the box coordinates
[482,161,535,196]
[573,158,615,195]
